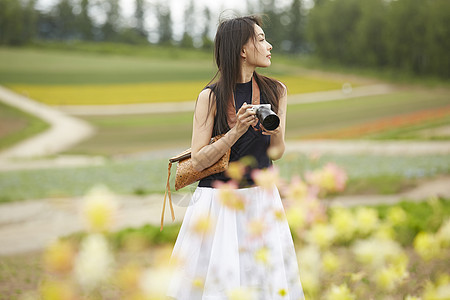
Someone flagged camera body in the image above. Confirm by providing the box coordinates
[247,104,280,131]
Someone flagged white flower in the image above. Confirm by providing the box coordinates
[74,234,114,291]
[352,237,404,268]
[139,267,172,298]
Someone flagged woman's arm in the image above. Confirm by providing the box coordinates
[191,89,258,172]
[263,83,287,160]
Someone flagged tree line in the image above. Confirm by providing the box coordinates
[0,0,448,78]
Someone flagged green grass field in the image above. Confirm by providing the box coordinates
[64,89,450,156]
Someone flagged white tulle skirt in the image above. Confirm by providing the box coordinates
[166,186,304,300]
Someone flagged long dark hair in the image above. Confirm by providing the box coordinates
[204,15,284,136]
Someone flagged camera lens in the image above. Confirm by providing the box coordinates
[256,107,280,131]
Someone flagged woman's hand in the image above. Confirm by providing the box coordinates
[234,102,259,136]
[261,125,281,136]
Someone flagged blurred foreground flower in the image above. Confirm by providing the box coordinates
[139,266,172,300]
[423,274,450,300]
[43,240,75,275]
[324,283,356,300]
[80,185,118,232]
[352,237,404,268]
[330,207,356,242]
[284,176,309,203]
[227,287,257,300]
[355,207,379,235]
[252,166,280,190]
[74,234,114,291]
[414,231,441,261]
[215,181,246,211]
[40,280,77,300]
[226,161,246,182]
[305,162,347,195]
[191,214,215,236]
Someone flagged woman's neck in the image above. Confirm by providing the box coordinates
[239,64,255,83]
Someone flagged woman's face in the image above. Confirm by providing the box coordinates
[242,24,273,68]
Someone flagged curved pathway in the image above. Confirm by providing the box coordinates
[0,86,94,159]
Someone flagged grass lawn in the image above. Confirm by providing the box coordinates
[0,102,50,151]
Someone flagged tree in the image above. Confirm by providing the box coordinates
[288,0,305,53]
[101,0,121,41]
[78,0,93,40]
[180,0,195,47]
[156,2,172,45]
[201,6,213,50]
[53,0,78,39]
[134,0,147,38]
[0,0,25,45]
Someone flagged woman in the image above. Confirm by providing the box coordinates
[167,15,304,299]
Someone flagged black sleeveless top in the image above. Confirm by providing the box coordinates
[198,80,272,188]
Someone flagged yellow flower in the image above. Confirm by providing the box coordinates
[405,296,422,300]
[217,182,245,211]
[226,161,246,182]
[81,185,118,232]
[324,283,356,300]
[273,209,286,222]
[192,277,204,289]
[252,167,280,190]
[227,287,257,300]
[40,280,77,300]
[373,223,396,240]
[285,176,308,203]
[247,218,267,239]
[285,207,306,230]
[330,207,356,242]
[43,240,75,274]
[322,251,341,273]
[116,263,142,291]
[297,246,321,296]
[278,288,288,296]
[191,215,215,235]
[375,266,401,291]
[387,206,407,226]
[436,219,450,248]
[307,223,336,249]
[414,231,441,261]
[355,207,379,235]
[422,274,450,300]
[255,247,270,265]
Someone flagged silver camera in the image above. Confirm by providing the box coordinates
[247,104,280,131]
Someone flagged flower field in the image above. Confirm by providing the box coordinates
[3,162,448,299]
[7,75,346,106]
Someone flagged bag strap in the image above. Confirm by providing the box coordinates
[160,161,175,231]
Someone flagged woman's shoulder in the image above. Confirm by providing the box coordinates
[197,85,216,110]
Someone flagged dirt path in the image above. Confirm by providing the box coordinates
[0,86,94,159]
